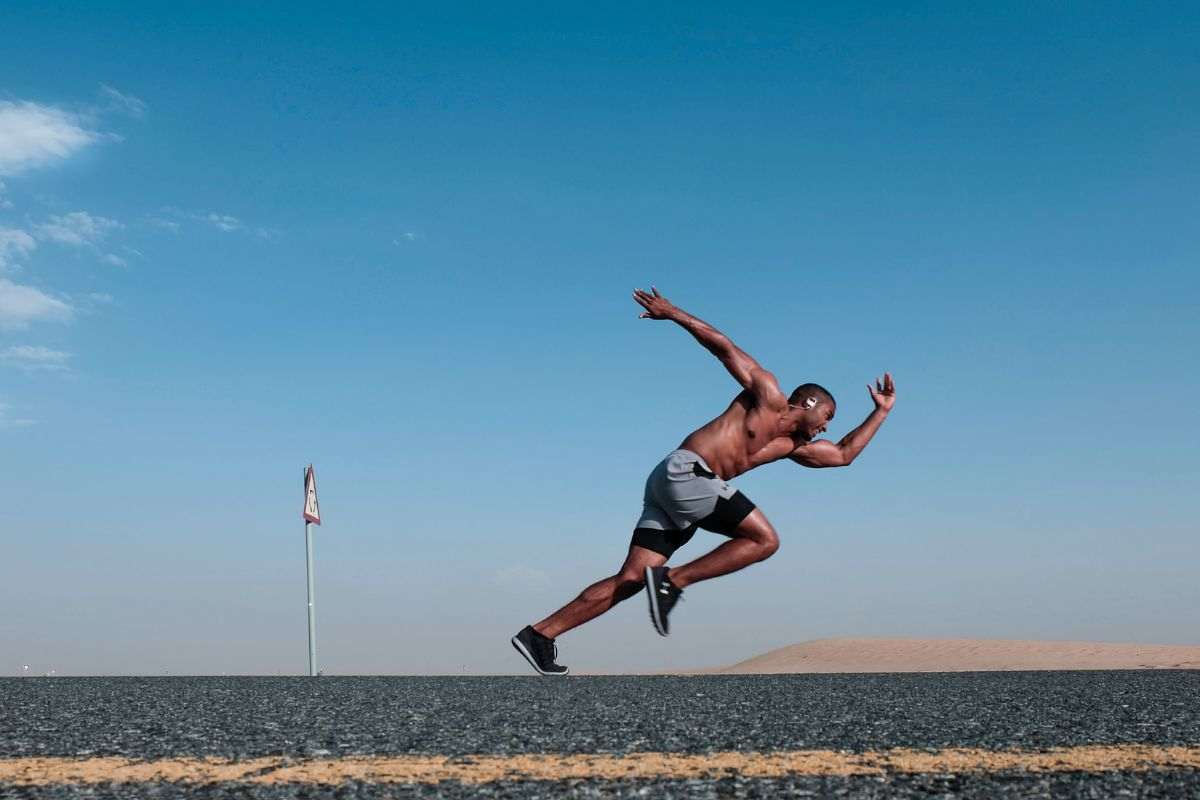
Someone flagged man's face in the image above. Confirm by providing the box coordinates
[802,403,835,441]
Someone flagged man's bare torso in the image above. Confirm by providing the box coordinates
[679,391,802,480]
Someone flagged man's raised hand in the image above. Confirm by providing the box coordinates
[632,286,677,320]
[868,372,896,412]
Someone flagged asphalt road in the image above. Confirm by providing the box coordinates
[3,671,1199,797]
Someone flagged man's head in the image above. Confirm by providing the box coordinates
[788,383,836,441]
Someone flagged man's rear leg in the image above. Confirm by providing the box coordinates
[664,509,779,589]
[532,544,666,640]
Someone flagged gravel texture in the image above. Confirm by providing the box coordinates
[5,774,1200,800]
[3,671,1199,797]
[4,671,1199,758]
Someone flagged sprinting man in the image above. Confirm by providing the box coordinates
[511,287,896,675]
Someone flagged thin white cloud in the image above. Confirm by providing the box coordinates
[203,213,242,232]
[0,101,99,176]
[99,84,147,118]
[102,253,127,267]
[147,216,181,232]
[36,211,121,247]
[0,227,37,272]
[0,402,36,429]
[149,208,277,240]
[0,96,124,356]
[0,278,73,330]
[0,344,71,371]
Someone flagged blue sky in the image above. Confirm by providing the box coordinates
[2,2,1197,675]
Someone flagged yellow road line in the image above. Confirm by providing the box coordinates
[4,746,1200,785]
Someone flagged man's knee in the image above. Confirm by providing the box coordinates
[741,519,779,560]
[612,568,646,602]
[736,511,780,560]
[616,568,645,591]
[617,566,646,584]
[758,530,780,559]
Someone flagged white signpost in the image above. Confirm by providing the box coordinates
[302,464,322,676]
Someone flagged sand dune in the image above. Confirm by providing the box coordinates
[711,638,1200,674]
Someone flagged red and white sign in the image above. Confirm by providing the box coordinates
[303,464,321,524]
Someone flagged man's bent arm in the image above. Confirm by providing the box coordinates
[790,373,896,468]
[632,287,779,401]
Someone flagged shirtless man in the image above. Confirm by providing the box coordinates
[511,287,896,675]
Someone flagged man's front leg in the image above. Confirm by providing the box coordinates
[641,511,779,637]
[664,509,779,589]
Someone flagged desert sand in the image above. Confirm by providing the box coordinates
[708,638,1200,674]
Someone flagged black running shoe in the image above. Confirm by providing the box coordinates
[511,625,569,675]
[645,566,683,636]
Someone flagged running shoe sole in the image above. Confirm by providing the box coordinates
[644,566,669,637]
[511,635,569,676]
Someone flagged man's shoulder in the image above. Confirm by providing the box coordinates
[748,369,788,408]
[730,387,786,412]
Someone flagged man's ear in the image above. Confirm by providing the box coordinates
[802,397,817,409]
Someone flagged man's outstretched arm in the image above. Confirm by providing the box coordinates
[790,373,896,468]
[632,287,784,405]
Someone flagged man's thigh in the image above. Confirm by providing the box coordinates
[628,526,696,562]
[694,489,758,537]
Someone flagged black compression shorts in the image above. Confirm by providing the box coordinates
[630,489,757,558]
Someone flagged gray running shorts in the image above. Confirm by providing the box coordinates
[631,449,757,557]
